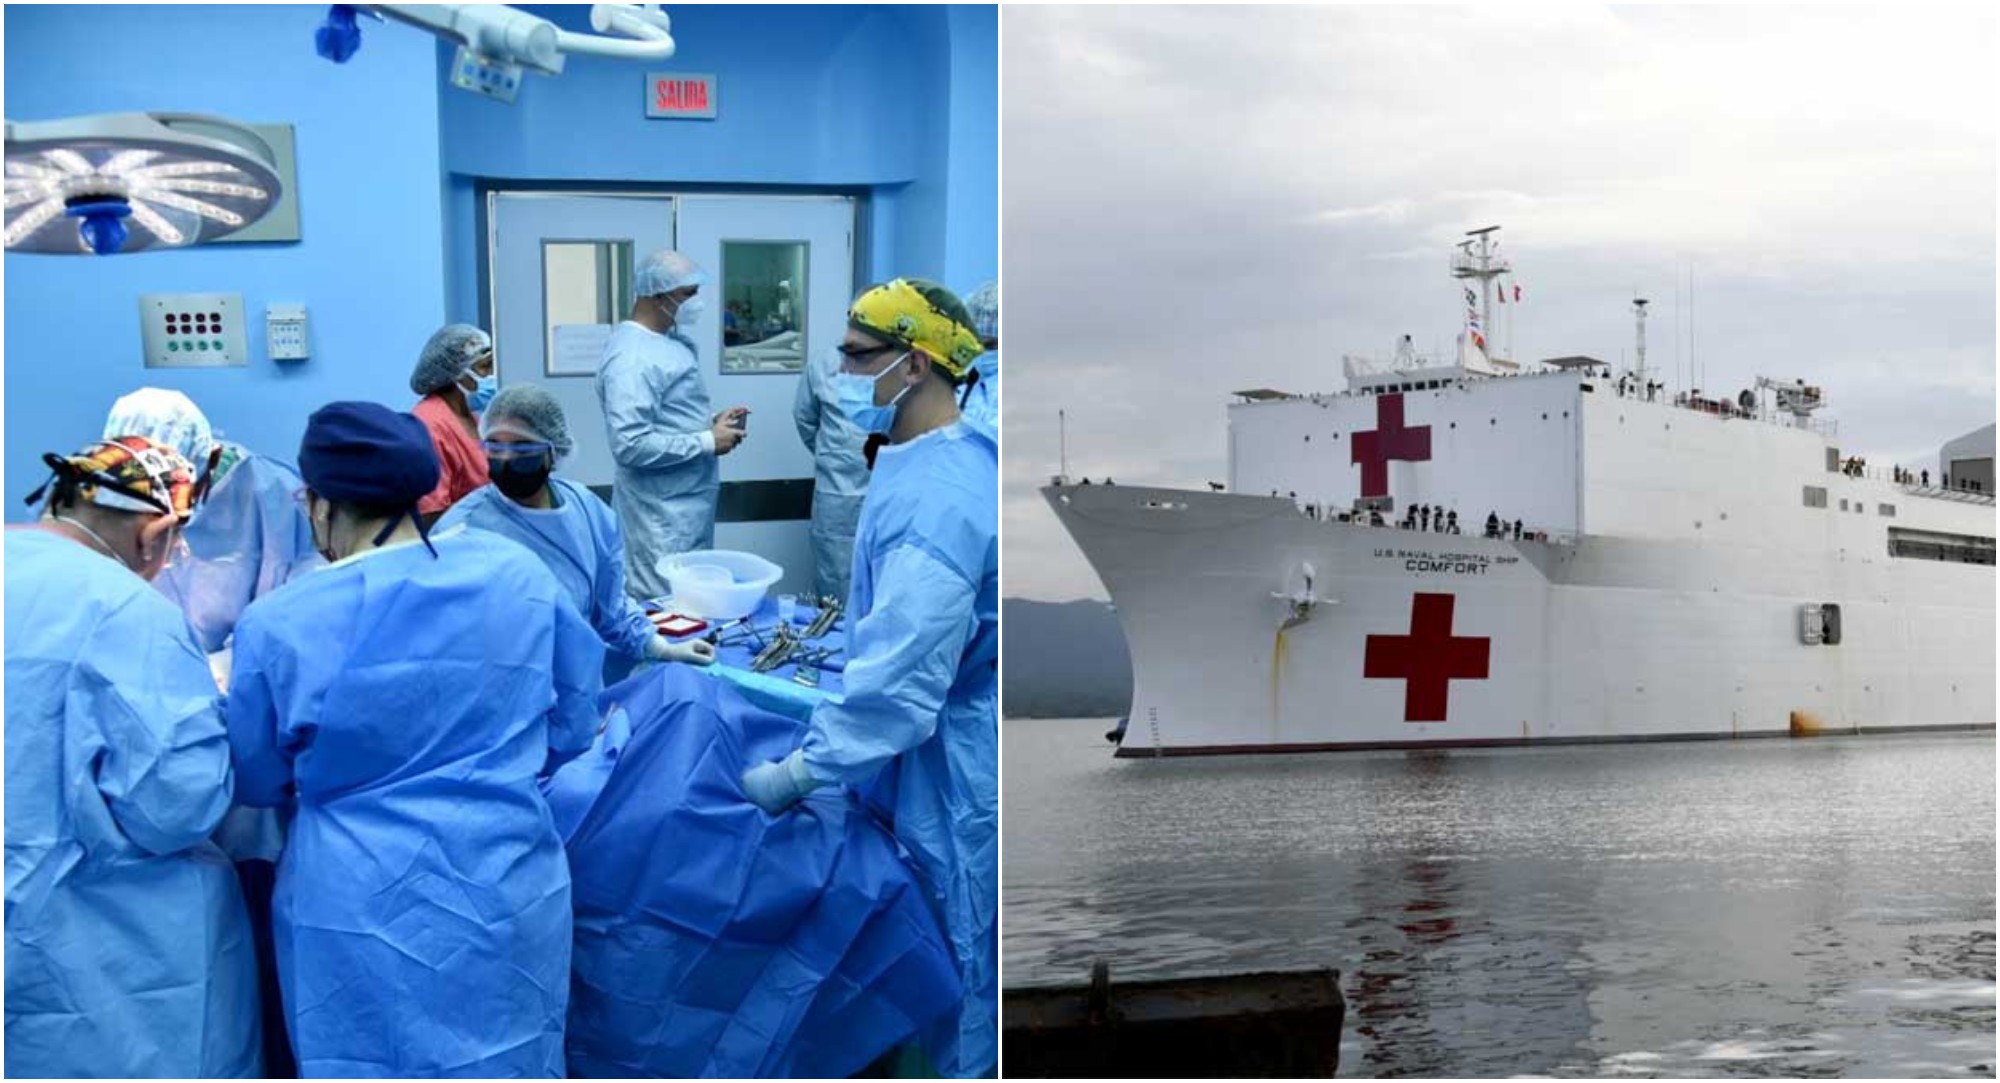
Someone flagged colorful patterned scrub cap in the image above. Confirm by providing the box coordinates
[26,436,199,520]
[847,278,985,378]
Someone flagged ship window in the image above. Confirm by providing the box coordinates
[1839,498,1849,511]
[1888,527,1996,565]
[1879,504,1895,517]
[1803,486,1827,508]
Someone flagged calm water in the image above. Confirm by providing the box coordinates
[1004,721,1996,1077]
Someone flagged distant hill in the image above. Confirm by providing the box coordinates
[1002,598,1132,719]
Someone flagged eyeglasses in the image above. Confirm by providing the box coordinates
[481,440,554,460]
[836,343,905,374]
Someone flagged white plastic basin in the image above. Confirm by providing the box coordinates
[661,550,783,620]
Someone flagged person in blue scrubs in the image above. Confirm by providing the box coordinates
[440,383,715,669]
[794,339,871,603]
[596,249,750,600]
[741,279,1000,1077]
[102,387,312,1075]
[225,402,605,1078]
[102,386,322,654]
[5,437,261,1079]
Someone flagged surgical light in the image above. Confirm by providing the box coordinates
[4,113,282,256]
[318,4,676,101]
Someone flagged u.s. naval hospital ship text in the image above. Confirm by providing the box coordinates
[1046,228,1995,756]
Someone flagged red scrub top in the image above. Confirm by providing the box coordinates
[413,393,487,516]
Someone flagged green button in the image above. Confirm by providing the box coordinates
[167,341,179,352]
[213,340,225,350]
[197,341,209,351]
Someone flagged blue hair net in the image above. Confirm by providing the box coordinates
[103,387,215,470]
[481,384,574,458]
[409,324,492,395]
[634,250,709,298]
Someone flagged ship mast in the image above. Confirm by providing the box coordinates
[1631,296,1651,390]
[1451,225,1513,368]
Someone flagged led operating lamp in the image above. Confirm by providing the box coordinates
[4,112,281,256]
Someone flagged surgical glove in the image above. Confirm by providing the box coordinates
[646,634,716,666]
[741,749,823,814]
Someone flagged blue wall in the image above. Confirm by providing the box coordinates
[3,5,448,516]
[4,4,997,516]
[439,4,998,322]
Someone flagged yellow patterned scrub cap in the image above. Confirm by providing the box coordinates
[847,278,985,379]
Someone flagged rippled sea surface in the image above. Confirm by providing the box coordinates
[1003,722,1995,1077]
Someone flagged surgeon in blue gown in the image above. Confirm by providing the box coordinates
[4,436,261,1079]
[225,402,604,1078]
[596,249,751,600]
[794,340,871,603]
[102,388,318,1076]
[440,383,715,672]
[741,280,1000,1078]
[102,387,322,654]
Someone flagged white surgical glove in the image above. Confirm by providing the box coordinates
[740,749,823,814]
[646,635,716,666]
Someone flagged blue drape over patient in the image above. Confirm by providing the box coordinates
[553,665,962,1078]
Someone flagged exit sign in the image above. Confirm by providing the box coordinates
[646,72,718,119]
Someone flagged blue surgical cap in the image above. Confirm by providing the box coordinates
[299,402,440,509]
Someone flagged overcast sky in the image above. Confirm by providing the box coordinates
[1001,5,1997,601]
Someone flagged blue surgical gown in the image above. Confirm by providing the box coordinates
[962,352,999,444]
[157,447,323,654]
[598,322,718,600]
[4,528,261,1079]
[798,420,999,1077]
[794,351,870,602]
[226,530,605,1078]
[439,478,658,661]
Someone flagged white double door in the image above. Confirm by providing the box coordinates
[488,192,855,596]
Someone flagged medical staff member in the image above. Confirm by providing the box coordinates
[102,386,316,1077]
[742,279,999,1077]
[102,387,321,653]
[5,437,261,1079]
[597,249,749,600]
[440,384,716,669]
[961,280,999,442]
[410,322,496,522]
[225,402,604,1078]
[795,325,871,603]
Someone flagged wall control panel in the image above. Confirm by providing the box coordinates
[267,303,310,361]
[140,293,248,368]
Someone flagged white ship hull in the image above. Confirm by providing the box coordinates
[1045,482,1995,756]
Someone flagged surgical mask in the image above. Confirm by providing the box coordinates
[835,353,913,435]
[463,372,498,414]
[672,295,706,329]
[489,453,552,502]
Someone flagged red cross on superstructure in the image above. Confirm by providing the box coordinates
[1350,393,1431,499]
[1364,592,1490,723]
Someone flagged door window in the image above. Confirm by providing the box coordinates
[718,239,808,374]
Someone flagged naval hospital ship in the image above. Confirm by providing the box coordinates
[1044,228,1996,756]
